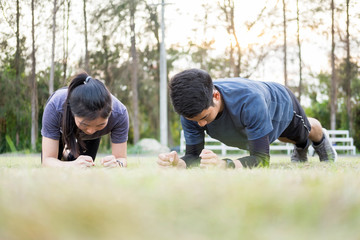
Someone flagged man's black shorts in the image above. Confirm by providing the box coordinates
[279,88,311,144]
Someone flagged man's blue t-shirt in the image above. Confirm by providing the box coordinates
[41,88,129,143]
[181,78,294,151]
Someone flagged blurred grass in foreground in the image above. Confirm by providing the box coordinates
[0,154,360,240]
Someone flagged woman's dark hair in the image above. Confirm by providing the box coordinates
[62,72,112,158]
[169,68,214,118]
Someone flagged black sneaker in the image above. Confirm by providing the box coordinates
[291,140,311,162]
[313,130,338,162]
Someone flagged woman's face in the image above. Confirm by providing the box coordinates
[74,116,109,135]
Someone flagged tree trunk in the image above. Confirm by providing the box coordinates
[102,35,113,91]
[145,3,160,139]
[83,0,89,73]
[297,0,303,102]
[219,0,241,77]
[62,1,65,83]
[229,1,241,76]
[229,43,234,77]
[49,0,57,94]
[160,0,168,146]
[31,0,38,151]
[62,0,70,84]
[130,1,140,144]
[282,0,288,87]
[200,4,210,70]
[148,3,161,81]
[235,40,241,77]
[345,0,352,134]
[15,0,20,147]
[330,0,337,130]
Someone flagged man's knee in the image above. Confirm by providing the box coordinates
[308,117,323,142]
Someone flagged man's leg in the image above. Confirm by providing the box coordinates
[281,116,337,162]
[280,87,336,162]
[308,117,337,162]
[279,109,312,162]
[307,118,323,142]
[279,87,313,162]
[278,136,309,162]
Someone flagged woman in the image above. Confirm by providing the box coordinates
[41,72,129,168]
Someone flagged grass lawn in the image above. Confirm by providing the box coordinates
[1,154,360,240]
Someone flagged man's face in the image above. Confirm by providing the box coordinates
[186,106,219,127]
[186,90,223,127]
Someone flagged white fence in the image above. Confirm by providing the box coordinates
[325,129,356,155]
[180,129,356,156]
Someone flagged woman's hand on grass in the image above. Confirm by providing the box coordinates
[73,155,95,168]
[100,155,126,168]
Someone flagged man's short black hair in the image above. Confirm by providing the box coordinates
[169,68,214,118]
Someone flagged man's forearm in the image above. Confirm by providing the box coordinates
[238,135,270,168]
[237,152,270,168]
[181,154,200,168]
[181,142,204,168]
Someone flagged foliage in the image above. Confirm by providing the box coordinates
[306,60,360,145]
[353,105,360,150]
[305,72,331,129]
[0,1,359,154]
[0,36,29,152]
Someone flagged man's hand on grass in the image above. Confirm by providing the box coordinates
[157,151,186,169]
[199,149,226,169]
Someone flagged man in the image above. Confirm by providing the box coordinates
[157,68,337,169]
